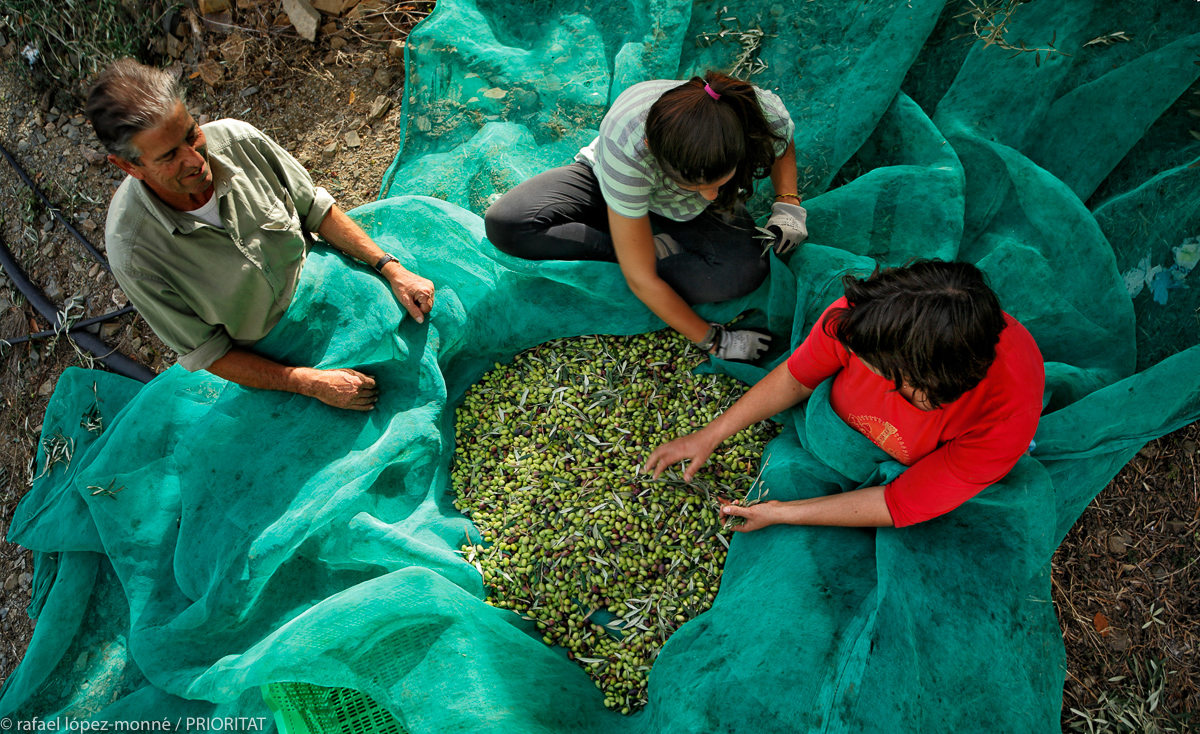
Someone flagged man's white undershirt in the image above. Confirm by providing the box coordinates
[187,195,224,229]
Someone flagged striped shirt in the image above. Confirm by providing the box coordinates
[575,80,795,221]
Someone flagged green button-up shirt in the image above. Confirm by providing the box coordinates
[105,119,335,371]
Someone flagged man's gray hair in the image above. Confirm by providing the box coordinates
[85,58,186,164]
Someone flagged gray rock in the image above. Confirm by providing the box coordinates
[65,125,80,142]
[321,140,340,162]
[373,67,393,87]
[240,85,260,98]
[344,130,361,148]
[36,132,47,145]
[42,218,55,233]
[17,140,29,153]
[283,0,321,41]
[101,322,121,341]
[2,574,15,592]
[367,95,392,123]
[45,278,62,301]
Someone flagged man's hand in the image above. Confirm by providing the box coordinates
[301,367,378,411]
[382,263,435,324]
[643,429,719,481]
[720,500,783,532]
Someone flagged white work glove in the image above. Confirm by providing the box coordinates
[714,329,771,361]
[766,201,808,255]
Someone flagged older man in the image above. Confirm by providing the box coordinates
[85,59,431,411]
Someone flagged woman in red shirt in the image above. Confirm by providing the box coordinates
[643,259,1045,528]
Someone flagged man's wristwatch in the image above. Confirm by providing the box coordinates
[373,253,398,273]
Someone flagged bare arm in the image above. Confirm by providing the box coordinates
[770,139,800,203]
[643,360,814,480]
[317,204,435,323]
[721,487,894,530]
[607,206,712,345]
[206,347,378,411]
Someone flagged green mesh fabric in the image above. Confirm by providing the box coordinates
[4,0,1199,731]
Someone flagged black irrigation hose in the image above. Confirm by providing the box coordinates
[1,305,137,347]
[1,141,153,382]
[0,143,110,270]
[0,232,154,383]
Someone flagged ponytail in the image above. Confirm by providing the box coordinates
[645,70,786,210]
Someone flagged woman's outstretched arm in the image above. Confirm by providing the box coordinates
[643,360,814,481]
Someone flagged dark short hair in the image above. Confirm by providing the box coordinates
[85,58,185,164]
[826,260,1006,408]
[645,70,786,211]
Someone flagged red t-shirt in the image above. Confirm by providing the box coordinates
[786,297,1045,527]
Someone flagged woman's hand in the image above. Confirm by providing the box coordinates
[720,500,783,532]
[643,429,719,481]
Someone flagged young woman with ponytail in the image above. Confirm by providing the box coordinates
[485,71,806,361]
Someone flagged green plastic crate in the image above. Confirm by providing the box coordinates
[261,682,408,734]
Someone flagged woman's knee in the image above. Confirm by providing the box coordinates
[483,194,527,257]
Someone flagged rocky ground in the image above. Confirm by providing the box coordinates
[0,0,1196,729]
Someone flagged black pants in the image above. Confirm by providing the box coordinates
[484,162,769,305]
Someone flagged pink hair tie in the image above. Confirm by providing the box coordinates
[704,82,721,101]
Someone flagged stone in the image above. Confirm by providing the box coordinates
[1105,627,1130,652]
[483,87,507,100]
[89,263,101,278]
[39,89,54,112]
[388,39,404,60]
[45,278,62,301]
[17,140,29,153]
[373,67,392,87]
[320,21,338,36]
[167,33,187,59]
[321,140,340,162]
[198,0,231,13]
[344,130,361,148]
[82,219,97,233]
[240,85,260,98]
[74,651,90,671]
[330,36,347,50]
[80,145,106,164]
[313,0,349,14]
[65,125,80,142]
[367,95,392,123]
[131,337,143,351]
[202,11,235,34]
[19,573,32,587]
[1106,533,1129,555]
[0,296,9,312]
[3,574,15,592]
[1184,439,1197,456]
[198,60,224,86]
[112,289,128,307]
[346,0,384,21]
[42,218,55,233]
[36,132,47,145]
[283,0,322,41]
[1165,520,1188,535]
[221,35,246,63]
[101,322,121,340]
[38,380,54,397]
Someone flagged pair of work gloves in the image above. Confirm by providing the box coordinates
[713,201,808,361]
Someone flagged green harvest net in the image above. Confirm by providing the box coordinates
[4,0,1199,731]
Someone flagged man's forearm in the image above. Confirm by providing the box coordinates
[316,204,387,266]
[206,348,379,411]
[206,348,315,395]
